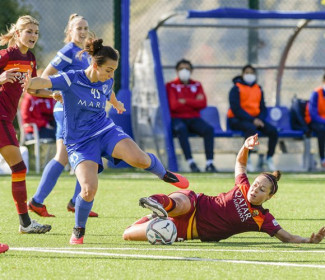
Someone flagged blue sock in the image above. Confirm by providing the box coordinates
[71,180,81,205]
[145,153,166,179]
[33,159,64,204]
[75,195,93,228]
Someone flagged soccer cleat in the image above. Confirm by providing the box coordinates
[163,171,189,189]
[139,197,168,218]
[67,200,98,217]
[205,163,217,173]
[19,220,52,234]
[69,227,85,245]
[189,162,201,173]
[28,200,55,217]
[0,243,9,254]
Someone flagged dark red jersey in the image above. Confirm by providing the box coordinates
[166,78,207,119]
[0,46,37,122]
[196,173,281,241]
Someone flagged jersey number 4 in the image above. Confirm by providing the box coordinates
[91,88,101,99]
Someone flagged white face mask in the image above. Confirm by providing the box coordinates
[178,69,191,83]
[243,73,256,85]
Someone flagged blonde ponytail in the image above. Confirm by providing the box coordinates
[64,13,86,44]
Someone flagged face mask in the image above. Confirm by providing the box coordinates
[243,73,256,85]
[178,69,191,83]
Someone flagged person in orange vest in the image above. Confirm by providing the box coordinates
[166,59,217,173]
[227,65,278,171]
[305,73,325,168]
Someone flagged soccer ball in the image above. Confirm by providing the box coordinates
[146,218,177,245]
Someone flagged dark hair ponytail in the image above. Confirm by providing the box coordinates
[80,38,119,66]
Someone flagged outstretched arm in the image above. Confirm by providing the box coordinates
[235,133,259,177]
[23,70,52,92]
[23,70,61,101]
[275,227,325,243]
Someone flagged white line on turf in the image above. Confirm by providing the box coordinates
[9,247,325,269]
[11,247,325,254]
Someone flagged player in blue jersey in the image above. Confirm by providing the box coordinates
[23,38,189,244]
[27,14,98,218]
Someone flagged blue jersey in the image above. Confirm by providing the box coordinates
[50,70,114,145]
[50,42,90,73]
[51,42,91,137]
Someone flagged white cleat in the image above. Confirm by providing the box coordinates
[19,219,51,234]
[139,197,168,218]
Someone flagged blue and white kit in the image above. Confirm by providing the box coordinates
[50,70,130,172]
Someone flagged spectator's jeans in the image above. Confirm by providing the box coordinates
[310,122,325,160]
[171,118,214,161]
[228,118,278,158]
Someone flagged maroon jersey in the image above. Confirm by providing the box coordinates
[196,173,281,241]
[0,46,37,122]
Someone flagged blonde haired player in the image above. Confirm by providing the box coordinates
[0,15,51,234]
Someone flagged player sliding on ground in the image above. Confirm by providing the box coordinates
[23,38,189,245]
[123,134,325,244]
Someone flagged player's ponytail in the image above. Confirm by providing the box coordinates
[81,38,119,66]
[64,13,86,43]
[0,15,39,47]
[262,170,281,195]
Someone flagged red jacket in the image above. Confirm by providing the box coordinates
[166,78,207,119]
[20,94,56,134]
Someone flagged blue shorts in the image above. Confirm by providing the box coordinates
[66,124,131,173]
[53,102,64,140]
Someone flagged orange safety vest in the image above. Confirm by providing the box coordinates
[227,83,262,118]
[305,87,325,124]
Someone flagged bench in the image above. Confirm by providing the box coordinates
[194,106,312,171]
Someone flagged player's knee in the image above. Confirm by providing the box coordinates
[80,187,97,200]
[122,227,132,240]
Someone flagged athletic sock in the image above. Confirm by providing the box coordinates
[19,213,31,228]
[11,161,28,214]
[33,159,64,204]
[144,153,166,179]
[75,195,93,228]
[71,180,81,205]
[150,194,176,212]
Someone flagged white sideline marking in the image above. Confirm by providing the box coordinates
[10,247,325,269]
[11,247,325,254]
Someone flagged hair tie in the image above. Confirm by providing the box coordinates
[263,173,278,194]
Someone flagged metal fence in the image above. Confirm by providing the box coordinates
[18,0,114,69]
[130,0,325,129]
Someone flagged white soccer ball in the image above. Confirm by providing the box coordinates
[146,217,177,245]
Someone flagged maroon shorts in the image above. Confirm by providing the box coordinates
[168,190,198,241]
[0,120,19,148]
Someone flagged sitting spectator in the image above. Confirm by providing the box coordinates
[305,73,325,168]
[166,59,217,173]
[227,64,278,171]
[20,93,56,141]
